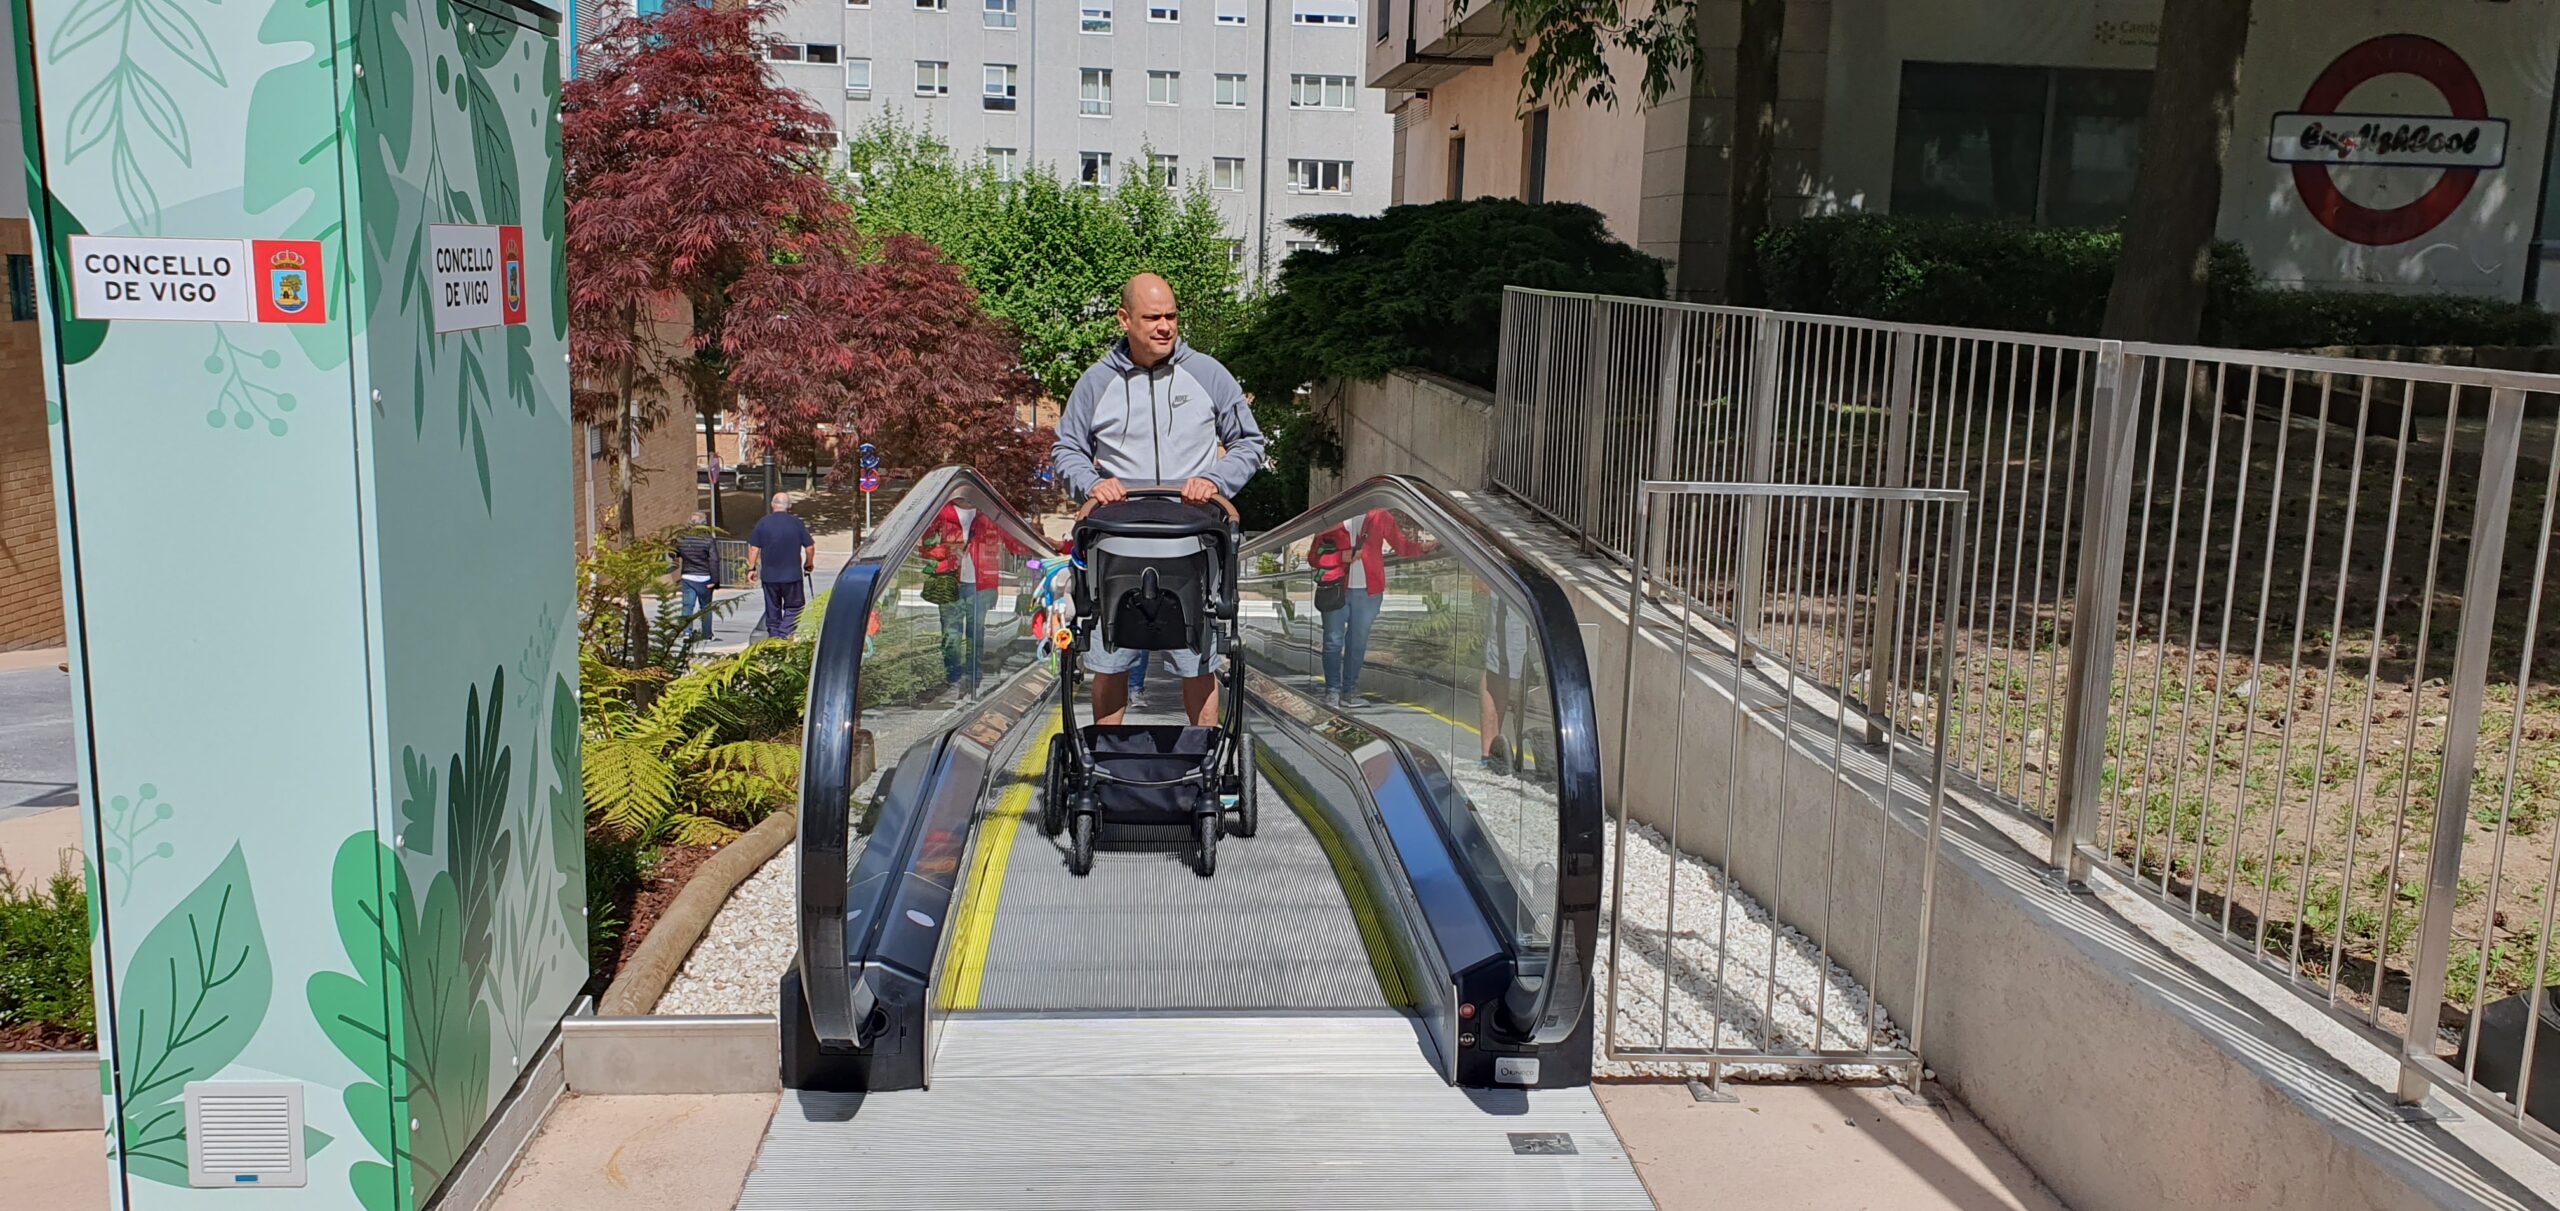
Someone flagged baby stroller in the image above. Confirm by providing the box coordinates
[1037,488,1258,876]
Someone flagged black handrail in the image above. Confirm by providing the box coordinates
[1240,475,1604,1060]
[794,467,1055,1049]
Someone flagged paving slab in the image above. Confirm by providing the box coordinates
[490,1093,778,1211]
[0,1130,108,1211]
[1598,1081,2067,1211]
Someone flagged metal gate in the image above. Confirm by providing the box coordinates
[1605,481,1966,1091]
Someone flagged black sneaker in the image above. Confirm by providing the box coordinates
[1481,749,1512,776]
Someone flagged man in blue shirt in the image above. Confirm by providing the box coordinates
[743,493,817,640]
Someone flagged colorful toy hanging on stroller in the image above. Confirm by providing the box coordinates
[1036,488,1257,876]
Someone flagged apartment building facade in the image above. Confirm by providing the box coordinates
[1376,0,2560,305]
[761,0,1396,273]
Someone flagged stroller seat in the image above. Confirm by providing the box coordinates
[1073,497,1237,655]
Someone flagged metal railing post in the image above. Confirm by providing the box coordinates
[1493,289,1520,486]
[1526,296,1558,514]
[2397,385,2527,1104]
[1577,299,1615,553]
[2050,340,2138,882]
[1863,329,1919,740]
[1644,307,1684,578]
[1734,311,1784,657]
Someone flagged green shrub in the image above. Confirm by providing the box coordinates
[1754,214,2252,337]
[1227,198,1666,401]
[0,865,94,1048]
[2215,288,2553,349]
[1753,214,2553,349]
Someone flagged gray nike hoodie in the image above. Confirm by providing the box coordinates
[1051,339,1265,499]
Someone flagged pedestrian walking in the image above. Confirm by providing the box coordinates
[671,513,720,640]
[744,493,817,641]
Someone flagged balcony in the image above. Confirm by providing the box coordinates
[1364,0,1504,92]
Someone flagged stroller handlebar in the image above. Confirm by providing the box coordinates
[1073,485,1241,524]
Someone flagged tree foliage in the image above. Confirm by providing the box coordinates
[723,231,1050,486]
[562,2,846,533]
[842,115,1254,399]
[1225,199,1664,402]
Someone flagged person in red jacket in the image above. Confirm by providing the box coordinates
[922,501,1025,694]
[1307,507,1432,707]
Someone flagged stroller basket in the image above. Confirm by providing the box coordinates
[1082,724,1218,818]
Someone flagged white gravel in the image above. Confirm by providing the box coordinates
[1594,817,1904,1081]
[654,842,807,1015]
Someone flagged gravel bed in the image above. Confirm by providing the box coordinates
[1594,818,1904,1082]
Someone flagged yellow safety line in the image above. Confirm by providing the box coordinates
[939,716,1060,1011]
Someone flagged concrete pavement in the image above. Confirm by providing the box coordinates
[0,662,75,811]
[1597,1082,2067,1211]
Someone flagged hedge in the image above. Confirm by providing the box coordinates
[1754,214,2552,349]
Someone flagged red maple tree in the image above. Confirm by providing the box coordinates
[723,233,1050,491]
[562,2,845,537]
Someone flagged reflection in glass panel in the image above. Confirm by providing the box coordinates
[1239,492,1561,956]
[855,497,1043,764]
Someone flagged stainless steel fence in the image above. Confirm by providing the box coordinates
[1607,482,1963,1091]
[1499,287,2560,1156]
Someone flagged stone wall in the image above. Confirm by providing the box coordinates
[1311,369,1496,500]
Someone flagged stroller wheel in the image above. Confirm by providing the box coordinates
[1195,811,1219,878]
[1231,737,1259,838]
[1068,811,1096,876]
[1038,734,1068,837]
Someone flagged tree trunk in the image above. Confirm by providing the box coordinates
[2101,0,2254,343]
[1723,0,1784,304]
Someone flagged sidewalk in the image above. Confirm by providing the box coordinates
[0,655,81,880]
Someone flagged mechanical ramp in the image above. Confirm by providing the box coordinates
[748,468,1643,1207]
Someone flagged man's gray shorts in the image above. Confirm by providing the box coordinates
[1085,643,1221,679]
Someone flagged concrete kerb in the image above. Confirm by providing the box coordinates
[1451,488,2560,1211]
[0,1051,101,1132]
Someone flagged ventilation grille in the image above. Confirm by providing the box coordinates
[184,1082,306,1188]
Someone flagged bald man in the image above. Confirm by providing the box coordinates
[1052,272,1265,725]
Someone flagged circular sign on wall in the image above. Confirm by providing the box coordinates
[2267,34,2510,247]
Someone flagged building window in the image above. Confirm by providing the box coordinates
[1523,108,1548,203]
[1288,158,1351,193]
[984,64,1018,110]
[1212,156,1245,191]
[1222,238,1245,267]
[1285,239,1324,254]
[1081,68,1113,115]
[1447,135,1465,199]
[989,147,1020,181]
[1214,72,1247,108]
[846,58,872,98]
[1215,0,1245,24]
[7,255,33,323]
[1082,0,1112,32]
[1148,70,1180,106]
[916,0,947,10]
[848,0,869,7]
[1373,0,1387,38]
[1891,62,2150,226]
[768,42,806,62]
[1290,0,1357,25]
[984,0,1017,26]
[1149,154,1180,186]
[1081,151,1114,188]
[916,60,950,96]
[1149,0,1179,19]
[1289,73,1355,110]
[806,43,841,65]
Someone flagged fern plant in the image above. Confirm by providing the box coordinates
[581,643,804,846]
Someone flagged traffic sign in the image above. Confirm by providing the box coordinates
[859,442,879,470]
[859,471,880,493]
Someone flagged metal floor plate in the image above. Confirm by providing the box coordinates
[737,1016,1654,1210]
[961,708,1396,1012]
